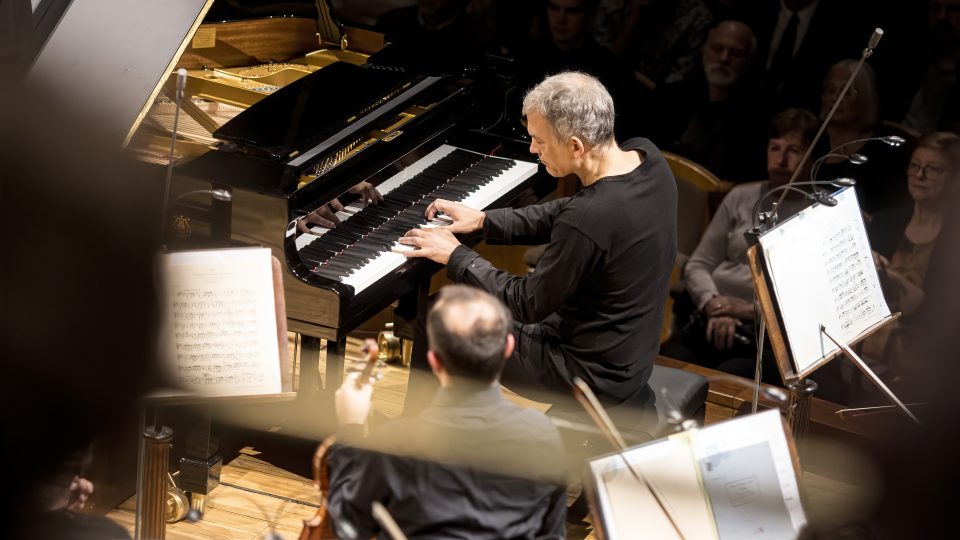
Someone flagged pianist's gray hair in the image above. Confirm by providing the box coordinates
[522,71,616,148]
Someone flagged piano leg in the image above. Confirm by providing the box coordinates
[324,337,346,395]
[298,335,323,400]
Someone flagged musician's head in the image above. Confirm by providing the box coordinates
[767,108,818,187]
[426,285,515,388]
[522,71,616,178]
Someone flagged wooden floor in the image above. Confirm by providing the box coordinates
[106,334,874,539]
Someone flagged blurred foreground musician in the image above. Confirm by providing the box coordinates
[400,72,677,415]
[326,285,567,539]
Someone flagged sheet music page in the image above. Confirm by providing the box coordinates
[589,438,718,540]
[688,410,806,539]
[159,247,283,397]
[759,188,890,372]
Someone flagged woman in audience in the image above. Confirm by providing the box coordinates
[817,60,913,216]
[660,108,817,378]
[862,131,960,383]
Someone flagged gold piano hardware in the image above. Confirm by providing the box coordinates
[172,214,192,239]
[378,323,411,366]
[296,105,434,188]
[372,129,403,142]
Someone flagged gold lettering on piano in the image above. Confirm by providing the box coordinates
[192,27,217,49]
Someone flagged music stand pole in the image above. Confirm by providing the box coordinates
[820,325,920,424]
[751,308,766,413]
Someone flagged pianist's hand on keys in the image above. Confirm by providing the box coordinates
[399,227,461,265]
[297,198,343,233]
[296,182,383,234]
[424,199,485,234]
[347,181,383,206]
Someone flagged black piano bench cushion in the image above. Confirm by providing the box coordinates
[547,365,708,453]
[648,364,709,433]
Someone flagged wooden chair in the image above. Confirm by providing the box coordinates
[662,151,732,257]
[660,152,732,342]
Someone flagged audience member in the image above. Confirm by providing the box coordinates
[649,20,768,182]
[660,108,818,378]
[593,0,715,90]
[816,59,913,216]
[325,285,567,539]
[513,0,637,137]
[861,131,960,384]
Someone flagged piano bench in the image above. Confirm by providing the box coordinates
[547,365,708,458]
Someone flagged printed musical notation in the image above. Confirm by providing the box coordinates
[822,224,880,332]
[759,188,890,373]
[161,248,283,397]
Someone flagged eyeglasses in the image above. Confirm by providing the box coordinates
[906,161,949,180]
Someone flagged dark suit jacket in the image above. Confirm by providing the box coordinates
[739,0,865,113]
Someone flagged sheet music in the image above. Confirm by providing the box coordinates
[589,438,718,540]
[688,410,806,538]
[759,188,890,373]
[160,248,283,397]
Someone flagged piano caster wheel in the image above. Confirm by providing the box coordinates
[378,324,412,367]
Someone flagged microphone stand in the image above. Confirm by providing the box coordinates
[160,68,187,240]
[771,28,884,214]
[744,28,884,418]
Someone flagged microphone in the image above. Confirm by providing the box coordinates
[175,68,187,100]
[867,28,884,53]
[161,68,190,238]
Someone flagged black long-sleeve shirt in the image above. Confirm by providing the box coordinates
[448,138,677,404]
[326,386,567,540]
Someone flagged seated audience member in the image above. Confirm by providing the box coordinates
[660,108,818,378]
[816,59,913,217]
[649,20,769,182]
[325,285,567,540]
[861,132,960,383]
[593,0,714,89]
[513,0,637,137]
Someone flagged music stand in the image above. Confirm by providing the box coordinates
[747,188,917,449]
[135,250,295,539]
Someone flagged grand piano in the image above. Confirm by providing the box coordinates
[122,2,552,399]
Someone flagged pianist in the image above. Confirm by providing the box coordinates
[400,71,677,414]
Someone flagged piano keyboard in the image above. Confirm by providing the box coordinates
[293,144,538,293]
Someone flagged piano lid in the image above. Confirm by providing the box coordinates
[212,62,412,160]
[26,0,214,148]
